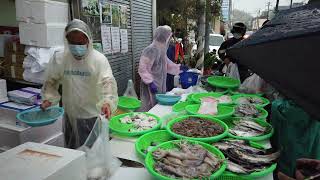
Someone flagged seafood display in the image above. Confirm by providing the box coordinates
[234,104,261,118]
[120,113,158,132]
[229,118,270,137]
[198,97,218,115]
[172,118,224,138]
[153,141,223,179]
[213,139,280,174]
[142,141,160,154]
[236,97,264,105]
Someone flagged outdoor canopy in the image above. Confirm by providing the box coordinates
[228,3,320,119]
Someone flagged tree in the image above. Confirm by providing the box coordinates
[231,9,254,29]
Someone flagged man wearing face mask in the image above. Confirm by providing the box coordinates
[218,22,250,82]
[40,19,118,149]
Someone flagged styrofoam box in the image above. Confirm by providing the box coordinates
[0,142,86,180]
[19,22,66,47]
[0,107,63,150]
[42,132,65,147]
[16,0,69,24]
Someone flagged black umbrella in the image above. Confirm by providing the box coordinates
[228,3,320,119]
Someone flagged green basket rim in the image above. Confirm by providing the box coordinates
[185,104,235,119]
[191,92,232,105]
[229,90,264,97]
[231,94,270,108]
[222,163,277,178]
[145,140,227,180]
[207,76,241,89]
[109,112,161,137]
[118,96,141,110]
[135,130,174,159]
[172,101,193,112]
[166,115,229,142]
[226,117,274,141]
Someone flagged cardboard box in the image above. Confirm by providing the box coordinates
[16,0,69,24]
[19,22,66,47]
[3,65,24,80]
[5,40,25,55]
[0,142,86,180]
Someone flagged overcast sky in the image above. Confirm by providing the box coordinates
[233,0,309,16]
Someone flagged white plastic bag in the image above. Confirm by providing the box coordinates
[239,73,264,94]
[123,79,138,98]
[78,115,121,180]
[226,62,240,81]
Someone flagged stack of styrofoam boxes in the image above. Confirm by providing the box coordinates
[16,0,69,47]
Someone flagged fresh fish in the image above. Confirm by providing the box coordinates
[226,160,251,174]
[235,104,260,117]
[229,148,280,165]
[217,140,266,154]
[234,120,266,132]
[229,129,264,137]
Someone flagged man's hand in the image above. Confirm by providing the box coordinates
[41,100,52,111]
[101,103,111,119]
[278,158,320,180]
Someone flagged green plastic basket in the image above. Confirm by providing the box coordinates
[231,94,270,108]
[118,96,141,111]
[207,76,241,89]
[233,106,269,119]
[135,130,175,159]
[145,140,227,180]
[229,90,264,97]
[223,117,274,141]
[185,104,235,120]
[109,112,161,136]
[172,101,193,112]
[166,115,229,142]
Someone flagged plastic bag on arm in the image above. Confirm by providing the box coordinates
[226,63,240,81]
[78,115,121,180]
[123,79,138,98]
[239,73,264,94]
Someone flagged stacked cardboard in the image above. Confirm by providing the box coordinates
[3,39,26,80]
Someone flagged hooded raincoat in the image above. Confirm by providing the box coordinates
[138,26,181,111]
[41,19,118,148]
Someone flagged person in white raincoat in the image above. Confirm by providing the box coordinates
[138,26,181,111]
[41,19,118,149]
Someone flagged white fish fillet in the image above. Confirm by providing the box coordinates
[198,97,218,115]
[218,95,232,104]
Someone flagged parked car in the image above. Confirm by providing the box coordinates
[192,34,224,55]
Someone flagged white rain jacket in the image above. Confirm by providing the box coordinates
[41,19,118,146]
[138,26,181,111]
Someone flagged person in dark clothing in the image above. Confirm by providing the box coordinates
[218,22,250,82]
[166,37,176,91]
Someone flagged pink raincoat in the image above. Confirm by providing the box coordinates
[138,26,181,111]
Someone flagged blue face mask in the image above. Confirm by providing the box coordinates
[69,44,88,58]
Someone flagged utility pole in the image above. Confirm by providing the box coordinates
[290,0,293,8]
[267,1,271,20]
[275,0,280,13]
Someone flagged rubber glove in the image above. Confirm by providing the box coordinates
[101,103,111,119]
[41,100,52,111]
[149,82,158,94]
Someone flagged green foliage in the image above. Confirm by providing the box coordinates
[204,52,219,70]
